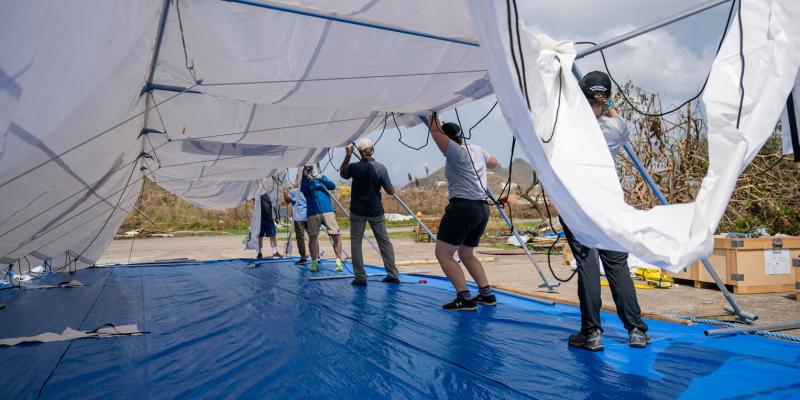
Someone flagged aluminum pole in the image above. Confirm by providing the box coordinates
[320,186,382,257]
[488,191,560,293]
[392,193,436,241]
[576,0,733,60]
[223,0,479,47]
[704,321,800,336]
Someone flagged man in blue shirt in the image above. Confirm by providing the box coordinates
[283,186,309,265]
[340,138,399,286]
[300,165,344,272]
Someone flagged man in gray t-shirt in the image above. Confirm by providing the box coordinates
[429,112,499,312]
[562,71,649,352]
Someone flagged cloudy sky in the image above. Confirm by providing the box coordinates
[322,0,734,185]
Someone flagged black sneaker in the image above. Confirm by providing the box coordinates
[442,297,477,311]
[628,327,651,348]
[256,252,263,259]
[295,258,308,265]
[381,276,400,283]
[351,278,367,286]
[272,252,282,258]
[568,330,604,351]
[474,294,497,306]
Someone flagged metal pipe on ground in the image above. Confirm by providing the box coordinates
[704,321,800,336]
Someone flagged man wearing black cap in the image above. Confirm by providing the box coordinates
[562,71,650,351]
[429,112,499,311]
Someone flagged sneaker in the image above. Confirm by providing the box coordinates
[442,297,477,311]
[309,260,319,272]
[256,252,263,259]
[381,276,400,283]
[568,330,604,351]
[351,278,367,286]
[272,252,282,258]
[335,259,344,272]
[295,258,308,265]
[628,327,651,348]
[474,294,497,306]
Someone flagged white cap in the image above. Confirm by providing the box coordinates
[355,138,374,153]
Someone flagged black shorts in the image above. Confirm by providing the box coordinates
[437,198,489,247]
[259,219,276,237]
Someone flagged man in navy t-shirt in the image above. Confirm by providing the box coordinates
[340,138,399,286]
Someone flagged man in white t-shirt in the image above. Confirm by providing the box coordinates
[429,112,499,311]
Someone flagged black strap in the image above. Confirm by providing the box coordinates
[786,92,800,162]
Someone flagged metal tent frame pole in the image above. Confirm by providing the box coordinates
[319,186,382,257]
[487,191,560,293]
[704,321,800,337]
[568,0,756,323]
[621,143,756,323]
[222,0,479,47]
[575,0,733,60]
[391,193,437,241]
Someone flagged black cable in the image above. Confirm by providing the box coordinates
[72,158,140,266]
[511,0,530,108]
[541,60,563,144]
[735,0,745,129]
[505,0,528,108]
[373,112,389,147]
[393,112,431,150]
[573,0,736,118]
[174,0,201,83]
[467,101,498,140]
[542,193,577,282]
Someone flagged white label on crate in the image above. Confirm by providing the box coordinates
[763,250,791,275]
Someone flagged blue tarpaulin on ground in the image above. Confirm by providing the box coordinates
[1,259,799,399]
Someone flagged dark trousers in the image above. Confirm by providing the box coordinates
[561,219,648,334]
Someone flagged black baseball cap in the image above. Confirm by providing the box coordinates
[441,122,462,141]
[579,71,612,99]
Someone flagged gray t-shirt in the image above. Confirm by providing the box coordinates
[597,115,631,156]
[444,141,490,201]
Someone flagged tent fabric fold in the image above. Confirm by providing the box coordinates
[465,0,800,269]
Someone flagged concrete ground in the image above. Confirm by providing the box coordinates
[99,234,800,337]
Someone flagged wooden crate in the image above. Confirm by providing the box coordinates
[671,263,697,281]
[795,258,800,301]
[690,236,800,294]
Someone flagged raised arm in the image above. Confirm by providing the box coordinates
[486,154,499,169]
[340,144,353,179]
[428,112,450,154]
[379,165,395,195]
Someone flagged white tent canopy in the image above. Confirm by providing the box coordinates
[1,0,798,271]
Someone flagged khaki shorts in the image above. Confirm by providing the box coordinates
[306,212,340,236]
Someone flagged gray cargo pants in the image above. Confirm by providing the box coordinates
[350,213,398,281]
